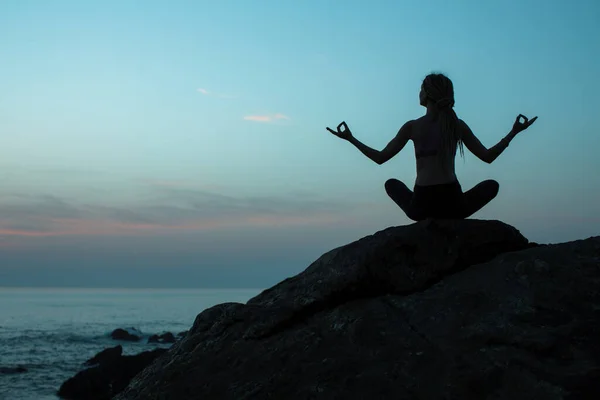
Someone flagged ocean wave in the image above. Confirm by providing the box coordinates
[1,330,105,345]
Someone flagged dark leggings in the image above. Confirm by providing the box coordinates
[384,178,499,221]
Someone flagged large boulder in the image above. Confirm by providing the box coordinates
[115,219,600,400]
[58,348,167,400]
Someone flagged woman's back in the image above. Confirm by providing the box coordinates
[411,115,458,186]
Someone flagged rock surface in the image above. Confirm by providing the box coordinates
[0,366,27,374]
[148,332,176,344]
[115,219,600,400]
[111,328,142,342]
[58,348,167,400]
[84,345,123,367]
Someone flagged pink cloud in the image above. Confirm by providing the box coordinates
[244,115,273,122]
[243,114,290,123]
[0,212,343,241]
[0,228,59,237]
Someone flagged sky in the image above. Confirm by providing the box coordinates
[1,0,599,288]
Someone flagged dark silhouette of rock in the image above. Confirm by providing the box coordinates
[58,348,167,400]
[111,328,141,342]
[84,345,123,367]
[147,332,176,344]
[0,366,27,374]
[111,219,600,400]
[176,330,188,338]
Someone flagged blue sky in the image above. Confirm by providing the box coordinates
[1,0,599,288]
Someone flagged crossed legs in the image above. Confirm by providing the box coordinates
[461,179,499,218]
[385,178,499,220]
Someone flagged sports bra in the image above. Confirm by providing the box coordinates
[415,149,439,159]
[414,128,441,159]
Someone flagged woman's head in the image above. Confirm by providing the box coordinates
[420,73,455,109]
[420,72,464,159]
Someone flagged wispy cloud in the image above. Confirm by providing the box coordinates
[196,87,238,99]
[0,186,361,242]
[244,115,272,122]
[244,114,290,123]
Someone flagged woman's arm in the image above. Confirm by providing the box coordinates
[459,115,537,164]
[327,121,413,165]
[460,121,512,164]
[346,136,383,164]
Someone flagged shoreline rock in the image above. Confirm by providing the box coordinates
[58,348,167,400]
[111,219,600,399]
[110,328,142,342]
[58,329,188,398]
[84,345,122,367]
[147,332,176,344]
[0,366,27,374]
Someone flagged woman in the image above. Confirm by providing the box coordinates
[326,73,538,221]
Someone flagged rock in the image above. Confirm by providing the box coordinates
[58,348,167,400]
[84,345,123,367]
[0,366,27,374]
[148,332,176,344]
[114,219,600,400]
[176,330,188,339]
[111,328,142,342]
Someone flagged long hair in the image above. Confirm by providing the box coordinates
[422,73,464,161]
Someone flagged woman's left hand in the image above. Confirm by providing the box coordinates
[326,121,353,140]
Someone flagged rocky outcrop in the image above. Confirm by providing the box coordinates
[84,345,123,367]
[147,332,176,344]
[0,366,27,374]
[115,219,600,400]
[110,328,142,342]
[176,330,188,338]
[58,348,167,400]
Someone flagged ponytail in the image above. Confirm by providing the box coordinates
[422,73,464,162]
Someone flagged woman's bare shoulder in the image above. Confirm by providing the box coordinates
[456,118,474,136]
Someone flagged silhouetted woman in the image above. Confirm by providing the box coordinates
[326,73,537,221]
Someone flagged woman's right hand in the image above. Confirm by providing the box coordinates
[326,121,353,140]
[512,114,538,134]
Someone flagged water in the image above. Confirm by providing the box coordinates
[0,288,262,400]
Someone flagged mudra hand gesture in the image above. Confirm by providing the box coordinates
[512,114,538,134]
[326,121,353,140]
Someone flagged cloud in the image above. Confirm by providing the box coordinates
[0,186,363,242]
[243,114,290,123]
[197,88,238,99]
[244,115,272,122]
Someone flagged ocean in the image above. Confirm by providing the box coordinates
[0,287,262,400]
